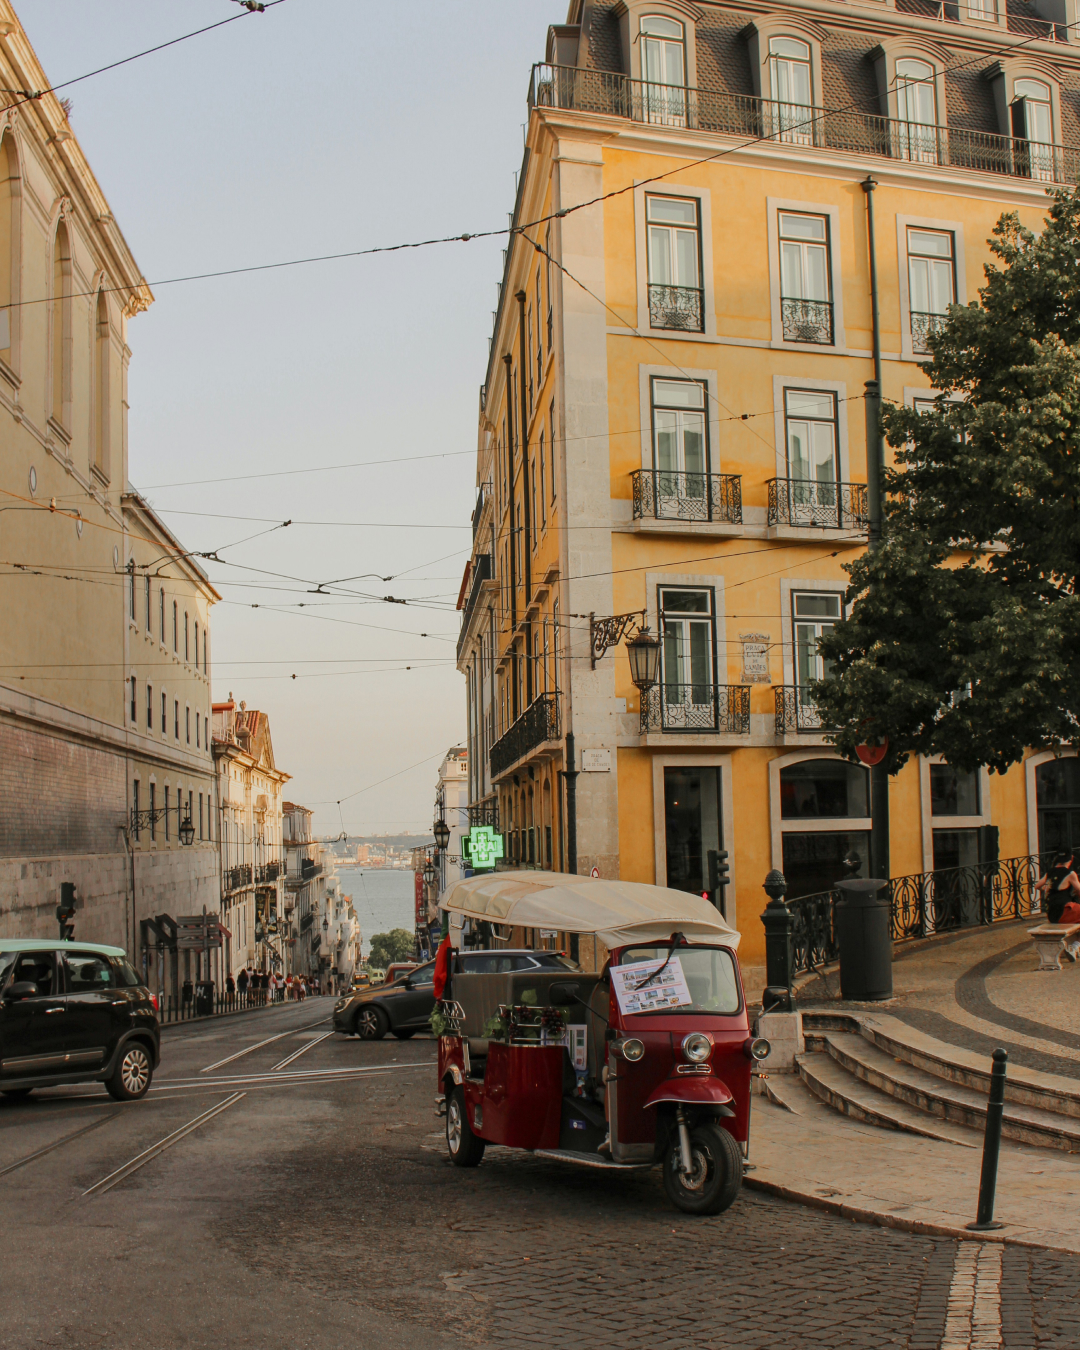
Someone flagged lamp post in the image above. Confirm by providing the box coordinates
[433,818,451,852]
[626,626,662,694]
[179,815,195,847]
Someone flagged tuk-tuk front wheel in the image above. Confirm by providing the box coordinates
[446,1086,485,1168]
[662,1120,742,1215]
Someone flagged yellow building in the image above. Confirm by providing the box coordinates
[0,7,219,952]
[457,0,1080,972]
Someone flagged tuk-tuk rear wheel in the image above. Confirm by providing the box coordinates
[662,1121,742,1216]
[446,1086,485,1168]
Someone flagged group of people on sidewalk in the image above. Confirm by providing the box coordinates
[223,969,328,1004]
[1036,850,1080,960]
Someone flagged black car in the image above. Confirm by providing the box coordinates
[0,941,160,1101]
[333,949,578,1041]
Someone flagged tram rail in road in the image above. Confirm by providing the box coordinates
[150,1060,433,1093]
[0,1112,120,1178]
[82,1092,246,1198]
[197,1017,331,1073]
[270,1030,334,1072]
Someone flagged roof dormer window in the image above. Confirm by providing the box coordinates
[895,58,939,163]
[769,37,813,144]
[641,15,687,126]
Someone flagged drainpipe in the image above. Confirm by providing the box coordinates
[516,290,533,706]
[565,731,578,876]
[503,353,519,722]
[861,175,890,882]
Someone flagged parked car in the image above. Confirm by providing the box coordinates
[382,962,419,985]
[0,940,160,1101]
[333,949,578,1041]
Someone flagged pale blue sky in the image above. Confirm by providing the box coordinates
[15,0,557,833]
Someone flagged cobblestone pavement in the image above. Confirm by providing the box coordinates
[4,1002,1080,1348]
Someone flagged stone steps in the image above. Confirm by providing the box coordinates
[798,1014,1080,1154]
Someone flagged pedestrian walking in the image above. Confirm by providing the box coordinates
[225,972,236,1009]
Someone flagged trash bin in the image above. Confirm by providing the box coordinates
[834,878,892,1001]
[195,980,215,1016]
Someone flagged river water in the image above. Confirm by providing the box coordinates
[332,865,415,958]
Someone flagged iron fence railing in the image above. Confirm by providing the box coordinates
[457,552,494,659]
[640,682,751,734]
[787,853,1050,976]
[631,468,742,524]
[781,297,834,344]
[223,864,253,894]
[911,310,949,353]
[490,693,560,778]
[648,283,704,332]
[528,65,1080,185]
[774,684,831,733]
[255,861,281,884]
[768,478,869,530]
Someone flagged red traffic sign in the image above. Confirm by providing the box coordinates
[856,738,889,766]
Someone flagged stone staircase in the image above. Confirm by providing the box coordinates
[789,1011,1080,1154]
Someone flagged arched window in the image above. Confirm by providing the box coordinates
[93,288,110,479]
[1013,78,1054,181]
[50,219,72,431]
[769,37,813,144]
[779,758,870,898]
[0,132,16,358]
[641,16,686,125]
[895,59,939,163]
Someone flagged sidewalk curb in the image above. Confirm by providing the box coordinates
[742,1174,1080,1257]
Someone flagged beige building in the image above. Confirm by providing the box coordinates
[212,698,289,975]
[283,801,325,977]
[0,6,220,954]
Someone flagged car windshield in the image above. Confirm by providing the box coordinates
[613,945,740,1016]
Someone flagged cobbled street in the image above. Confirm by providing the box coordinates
[2,1000,1077,1350]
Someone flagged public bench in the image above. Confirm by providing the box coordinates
[1028,923,1080,971]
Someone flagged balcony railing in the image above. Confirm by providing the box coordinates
[255,860,281,885]
[641,683,751,735]
[457,552,493,659]
[528,65,1080,185]
[787,853,1049,976]
[648,283,704,332]
[468,799,499,829]
[767,478,868,530]
[223,864,253,894]
[781,297,834,345]
[911,310,948,354]
[490,693,560,778]
[631,469,742,525]
[774,685,831,733]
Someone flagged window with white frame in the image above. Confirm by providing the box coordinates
[784,389,839,485]
[651,378,708,515]
[908,228,955,353]
[646,196,703,332]
[895,59,939,164]
[641,15,687,126]
[1012,79,1054,181]
[769,37,813,144]
[792,591,842,696]
[779,212,832,344]
[659,587,715,724]
[780,757,871,897]
[144,576,151,632]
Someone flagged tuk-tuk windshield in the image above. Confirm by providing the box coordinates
[614,945,740,1015]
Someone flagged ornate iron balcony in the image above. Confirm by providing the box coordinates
[910,310,949,354]
[631,469,742,524]
[767,478,868,530]
[255,860,281,884]
[641,683,751,735]
[648,284,704,332]
[490,693,560,778]
[528,65,1080,186]
[457,552,494,659]
[774,685,831,733]
[781,297,834,345]
[223,863,253,893]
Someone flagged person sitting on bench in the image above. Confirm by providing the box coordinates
[1036,851,1080,921]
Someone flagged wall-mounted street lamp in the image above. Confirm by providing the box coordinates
[626,625,662,693]
[422,857,437,887]
[179,815,196,847]
[433,818,451,852]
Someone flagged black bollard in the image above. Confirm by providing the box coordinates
[966,1048,1008,1232]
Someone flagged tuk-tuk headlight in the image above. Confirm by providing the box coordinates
[618,1038,645,1062]
[682,1032,712,1063]
[745,1037,771,1062]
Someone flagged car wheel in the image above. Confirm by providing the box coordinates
[355,1006,388,1041]
[1,1088,33,1101]
[662,1121,742,1216]
[392,1028,416,1039]
[446,1086,485,1168]
[106,1042,154,1102]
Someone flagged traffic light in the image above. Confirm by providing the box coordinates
[56,881,77,940]
[708,850,730,912]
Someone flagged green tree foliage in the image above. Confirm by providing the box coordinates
[367,929,416,968]
[814,189,1080,775]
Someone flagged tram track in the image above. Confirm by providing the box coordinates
[0,1111,120,1178]
[151,1059,433,1092]
[197,1016,331,1073]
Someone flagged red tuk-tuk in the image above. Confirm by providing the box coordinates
[435,872,769,1215]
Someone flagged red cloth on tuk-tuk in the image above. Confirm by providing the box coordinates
[432,935,452,1001]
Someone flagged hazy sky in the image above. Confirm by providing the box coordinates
[15,0,556,835]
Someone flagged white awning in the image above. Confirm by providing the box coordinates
[439,870,740,951]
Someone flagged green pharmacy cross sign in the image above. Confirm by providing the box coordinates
[462,825,504,871]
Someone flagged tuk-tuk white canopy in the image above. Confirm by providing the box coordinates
[439,871,740,952]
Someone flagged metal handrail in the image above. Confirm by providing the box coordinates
[640,682,751,734]
[781,297,834,345]
[528,65,1080,185]
[490,693,560,778]
[631,468,742,524]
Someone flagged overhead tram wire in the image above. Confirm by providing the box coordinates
[0,12,1065,322]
